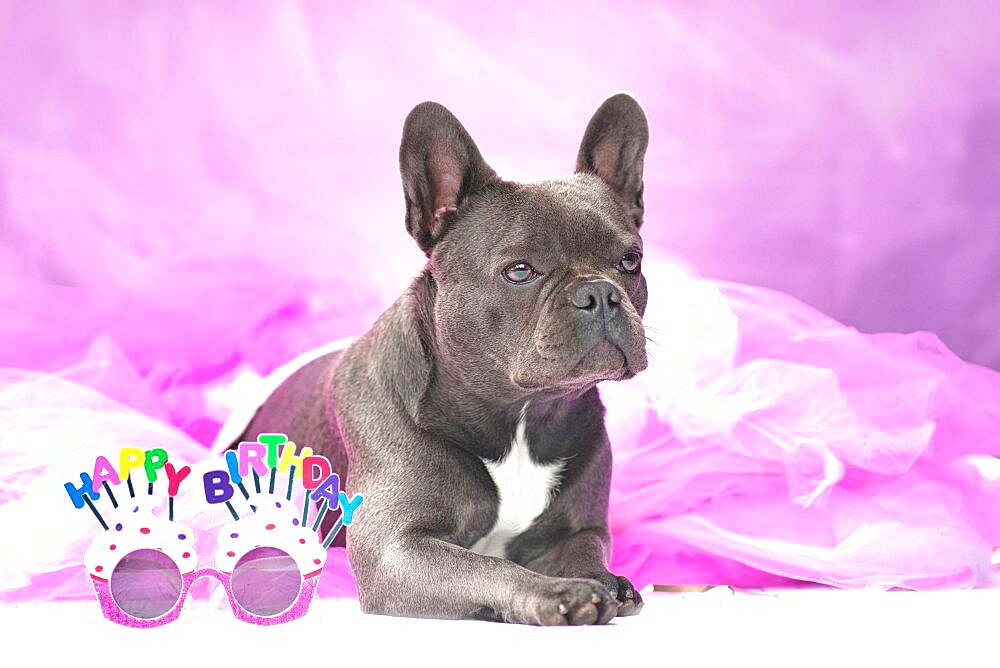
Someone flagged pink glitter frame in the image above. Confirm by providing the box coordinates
[90,566,322,628]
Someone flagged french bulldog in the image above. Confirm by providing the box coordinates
[221,93,651,625]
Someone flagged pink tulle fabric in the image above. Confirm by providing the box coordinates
[2,3,999,604]
[600,261,1000,590]
[3,255,998,602]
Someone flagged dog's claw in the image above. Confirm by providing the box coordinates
[558,603,569,615]
[586,571,644,618]
[615,576,644,617]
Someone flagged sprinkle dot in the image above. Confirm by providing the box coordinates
[110,544,117,551]
[95,565,103,573]
[115,523,123,531]
[292,518,299,526]
[313,559,321,565]
[265,523,276,530]
[299,538,306,544]
[182,552,190,559]
[275,502,282,508]
[133,506,139,513]
[140,527,151,535]
[178,534,186,540]
[230,533,239,539]
[227,551,235,558]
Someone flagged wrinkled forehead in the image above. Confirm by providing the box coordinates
[438,174,640,268]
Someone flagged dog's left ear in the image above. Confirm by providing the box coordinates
[399,102,500,256]
[575,93,649,228]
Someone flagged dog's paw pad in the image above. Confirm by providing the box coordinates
[532,578,617,626]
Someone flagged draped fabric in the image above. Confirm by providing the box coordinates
[2,2,998,602]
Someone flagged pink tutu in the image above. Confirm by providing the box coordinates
[2,2,999,604]
[2,253,998,603]
[601,259,1000,590]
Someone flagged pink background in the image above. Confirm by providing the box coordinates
[6,2,1000,408]
[2,2,999,599]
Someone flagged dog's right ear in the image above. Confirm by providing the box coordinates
[399,102,500,256]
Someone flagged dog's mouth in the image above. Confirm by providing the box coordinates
[511,338,640,391]
[570,338,629,381]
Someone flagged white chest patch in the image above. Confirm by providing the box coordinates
[469,403,565,559]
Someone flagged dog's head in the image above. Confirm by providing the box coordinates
[400,94,649,398]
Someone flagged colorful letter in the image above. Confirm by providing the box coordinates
[203,470,234,504]
[302,455,332,490]
[257,433,287,469]
[311,473,340,507]
[277,443,312,477]
[339,492,364,526]
[224,450,243,485]
[143,448,168,483]
[65,473,99,509]
[119,447,145,482]
[91,456,120,492]
[164,462,192,496]
[237,441,268,478]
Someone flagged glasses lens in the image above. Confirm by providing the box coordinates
[109,549,183,619]
[231,547,302,617]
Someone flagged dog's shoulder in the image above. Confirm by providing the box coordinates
[333,268,435,427]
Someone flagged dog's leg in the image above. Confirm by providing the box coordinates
[349,529,619,625]
[520,526,644,617]
[333,315,626,625]
[503,428,644,617]
[340,416,619,625]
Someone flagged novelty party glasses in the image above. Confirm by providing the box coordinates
[93,546,320,628]
[66,438,363,628]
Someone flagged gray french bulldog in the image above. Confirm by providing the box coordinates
[225,93,651,625]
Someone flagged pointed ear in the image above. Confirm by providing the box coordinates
[399,102,500,256]
[575,93,649,228]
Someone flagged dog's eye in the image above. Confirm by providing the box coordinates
[618,252,642,274]
[502,262,539,285]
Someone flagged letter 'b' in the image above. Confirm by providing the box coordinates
[203,470,234,504]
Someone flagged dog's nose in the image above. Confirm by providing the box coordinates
[571,280,621,316]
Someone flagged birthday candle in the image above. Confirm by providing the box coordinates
[257,433,286,469]
[91,456,120,491]
[143,447,167,482]
[119,447,145,483]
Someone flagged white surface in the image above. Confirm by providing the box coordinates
[5,588,997,666]
[470,401,566,558]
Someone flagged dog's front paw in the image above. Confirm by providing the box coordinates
[587,571,644,617]
[527,577,618,626]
